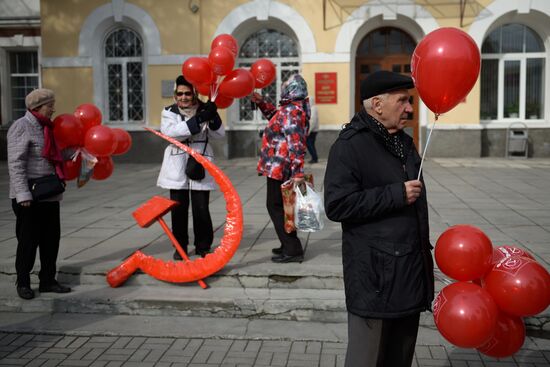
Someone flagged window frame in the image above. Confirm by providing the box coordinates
[6,49,40,122]
[102,28,145,125]
[480,24,546,124]
[232,29,301,129]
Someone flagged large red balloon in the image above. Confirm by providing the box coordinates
[74,103,102,132]
[64,155,82,181]
[435,225,493,281]
[208,46,235,76]
[433,282,498,348]
[182,57,214,85]
[211,34,238,57]
[218,69,255,99]
[484,256,550,317]
[194,82,211,97]
[477,312,525,358]
[411,27,480,114]
[53,114,84,148]
[214,94,234,109]
[112,128,132,155]
[250,59,276,89]
[92,156,114,180]
[492,245,535,264]
[84,125,117,157]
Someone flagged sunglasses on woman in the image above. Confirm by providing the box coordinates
[176,91,193,96]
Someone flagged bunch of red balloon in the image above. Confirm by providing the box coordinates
[411,27,481,116]
[52,103,132,181]
[433,224,550,358]
[181,33,276,108]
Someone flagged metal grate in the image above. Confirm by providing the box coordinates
[104,28,144,123]
[237,29,300,125]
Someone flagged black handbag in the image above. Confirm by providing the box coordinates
[185,137,208,181]
[28,174,65,200]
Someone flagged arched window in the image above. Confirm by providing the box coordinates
[481,24,545,121]
[237,29,300,124]
[356,27,416,59]
[104,28,144,123]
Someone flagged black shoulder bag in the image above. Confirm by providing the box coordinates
[28,174,66,200]
[185,136,208,181]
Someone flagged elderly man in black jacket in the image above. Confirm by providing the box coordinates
[324,70,434,367]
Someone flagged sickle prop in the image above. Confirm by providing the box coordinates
[106,127,243,287]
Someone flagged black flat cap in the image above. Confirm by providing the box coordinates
[360,71,414,101]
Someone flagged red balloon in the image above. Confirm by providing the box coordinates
[182,57,214,85]
[250,59,276,88]
[214,94,234,109]
[208,46,235,76]
[84,125,117,157]
[411,27,480,114]
[435,225,493,281]
[477,312,525,358]
[433,282,498,348]
[484,256,550,317]
[218,69,255,99]
[53,114,84,148]
[74,103,102,132]
[195,82,211,97]
[64,155,81,181]
[211,34,238,57]
[92,156,114,180]
[112,128,132,155]
[492,245,535,264]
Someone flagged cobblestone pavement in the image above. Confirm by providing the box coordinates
[1,331,549,367]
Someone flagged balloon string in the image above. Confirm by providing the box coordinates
[211,75,223,102]
[417,115,437,180]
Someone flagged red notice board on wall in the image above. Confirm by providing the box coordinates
[315,72,337,104]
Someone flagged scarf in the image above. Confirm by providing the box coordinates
[30,110,65,179]
[279,74,311,123]
[365,112,405,164]
[178,104,199,119]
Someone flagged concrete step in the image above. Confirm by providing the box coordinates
[1,283,548,332]
[0,260,345,290]
[0,283,348,323]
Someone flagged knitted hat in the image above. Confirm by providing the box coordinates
[25,88,55,110]
[360,71,414,101]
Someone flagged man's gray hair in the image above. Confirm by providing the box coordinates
[363,93,388,111]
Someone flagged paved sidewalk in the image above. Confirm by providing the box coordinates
[1,157,550,366]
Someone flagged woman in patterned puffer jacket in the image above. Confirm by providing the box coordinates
[252,74,310,263]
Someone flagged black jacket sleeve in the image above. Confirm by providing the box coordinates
[323,140,406,223]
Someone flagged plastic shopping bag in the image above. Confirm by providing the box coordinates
[294,183,325,232]
[280,174,314,234]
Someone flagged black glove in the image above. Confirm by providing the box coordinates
[205,100,218,114]
[196,101,218,123]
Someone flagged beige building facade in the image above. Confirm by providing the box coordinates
[2,0,550,160]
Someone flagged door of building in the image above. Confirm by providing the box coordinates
[355,28,419,146]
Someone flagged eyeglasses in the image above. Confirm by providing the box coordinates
[176,91,193,97]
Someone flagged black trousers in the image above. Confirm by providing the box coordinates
[12,199,61,287]
[169,189,213,254]
[345,312,420,367]
[266,177,303,256]
[306,131,318,162]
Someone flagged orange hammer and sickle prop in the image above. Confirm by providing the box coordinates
[106,127,243,288]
